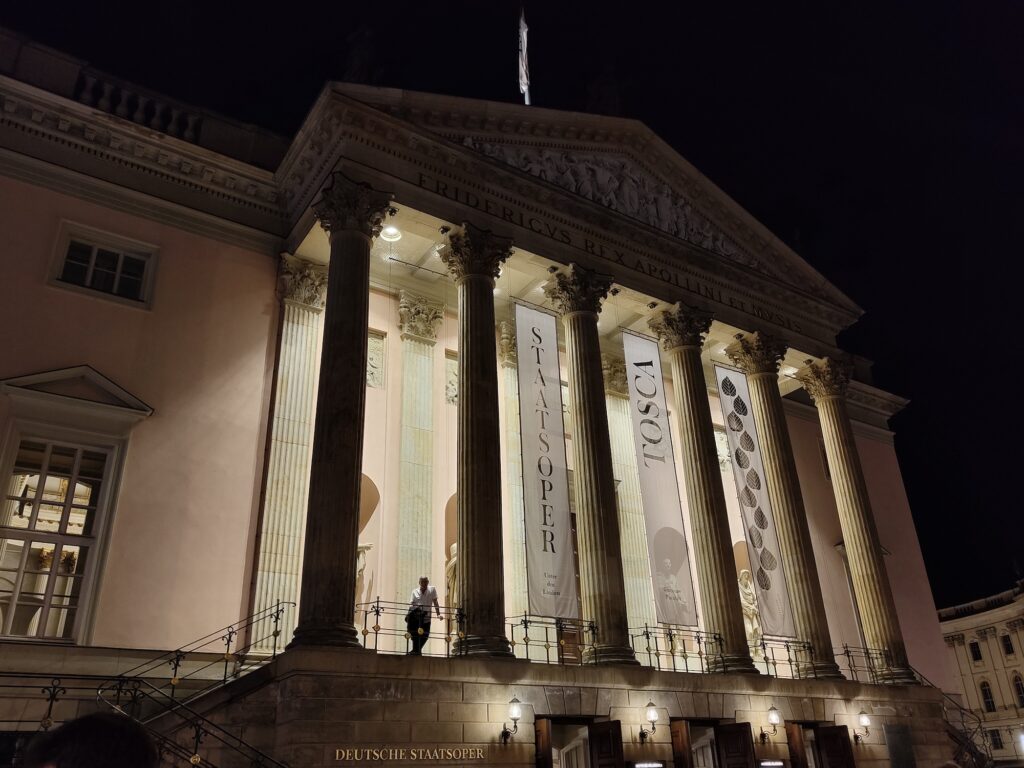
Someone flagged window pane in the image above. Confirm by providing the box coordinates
[67,507,94,537]
[32,504,64,533]
[121,255,146,278]
[60,241,92,286]
[13,442,46,487]
[93,249,119,271]
[47,446,77,478]
[0,498,32,530]
[115,275,143,301]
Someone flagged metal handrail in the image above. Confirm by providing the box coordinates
[507,614,599,665]
[752,638,817,679]
[629,624,724,674]
[357,598,466,657]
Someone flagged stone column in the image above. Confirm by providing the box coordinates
[602,355,657,630]
[796,358,916,683]
[394,291,445,608]
[545,264,636,665]
[289,171,394,649]
[725,333,843,678]
[252,256,327,652]
[438,224,512,656]
[648,304,756,674]
[498,322,529,628]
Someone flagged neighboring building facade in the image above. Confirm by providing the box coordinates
[941,583,1024,766]
[0,26,964,768]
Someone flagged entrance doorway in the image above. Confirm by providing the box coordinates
[670,720,757,768]
[786,723,856,768]
[535,717,625,768]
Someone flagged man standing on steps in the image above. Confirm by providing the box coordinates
[407,576,441,655]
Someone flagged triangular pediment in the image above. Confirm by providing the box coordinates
[326,83,861,318]
[1,366,152,415]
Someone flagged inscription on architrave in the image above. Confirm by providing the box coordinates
[445,354,458,404]
[366,331,385,389]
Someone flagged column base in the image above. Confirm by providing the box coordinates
[796,659,846,680]
[583,644,640,666]
[287,621,362,650]
[454,634,514,657]
[872,666,920,685]
[708,653,761,675]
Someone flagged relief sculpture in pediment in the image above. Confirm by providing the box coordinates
[463,139,768,275]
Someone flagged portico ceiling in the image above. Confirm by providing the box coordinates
[296,204,808,396]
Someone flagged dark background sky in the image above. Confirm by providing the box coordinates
[3,2,1020,608]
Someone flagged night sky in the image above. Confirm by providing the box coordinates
[4,2,1020,608]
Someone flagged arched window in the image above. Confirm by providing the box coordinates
[980,681,996,713]
[1014,674,1024,709]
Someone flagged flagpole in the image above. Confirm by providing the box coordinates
[519,7,530,106]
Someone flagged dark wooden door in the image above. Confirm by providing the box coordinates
[588,720,624,768]
[535,717,553,768]
[786,723,810,768]
[816,726,856,768]
[713,723,756,768]
[671,720,695,768]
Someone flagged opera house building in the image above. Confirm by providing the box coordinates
[0,27,975,768]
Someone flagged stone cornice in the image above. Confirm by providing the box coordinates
[0,76,287,238]
[847,381,910,420]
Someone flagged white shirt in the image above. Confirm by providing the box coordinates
[410,585,438,609]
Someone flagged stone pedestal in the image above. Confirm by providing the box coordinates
[394,291,445,611]
[797,358,916,684]
[439,224,513,656]
[546,265,636,665]
[649,304,756,674]
[290,172,394,649]
[726,333,842,679]
[252,256,327,652]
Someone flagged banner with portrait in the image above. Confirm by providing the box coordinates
[515,302,579,618]
[713,365,796,638]
[622,330,698,626]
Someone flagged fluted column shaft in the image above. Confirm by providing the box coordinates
[440,224,512,656]
[253,257,326,652]
[798,359,916,684]
[498,324,529,633]
[727,334,842,678]
[547,266,636,665]
[650,305,756,673]
[290,172,393,648]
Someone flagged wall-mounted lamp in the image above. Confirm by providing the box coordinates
[853,710,871,744]
[639,701,659,744]
[759,706,782,744]
[500,697,521,744]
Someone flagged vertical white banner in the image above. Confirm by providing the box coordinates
[713,365,796,638]
[515,303,579,619]
[622,331,698,626]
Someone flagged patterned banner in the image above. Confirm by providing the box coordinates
[713,365,796,638]
[515,302,579,618]
[622,330,698,626]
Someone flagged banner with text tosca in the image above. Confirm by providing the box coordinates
[515,302,579,618]
[713,365,796,638]
[622,330,698,626]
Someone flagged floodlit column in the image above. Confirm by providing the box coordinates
[439,223,513,656]
[394,291,444,609]
[649,304,757,674]
[498,322,529,628]
[726,332,843,678]
[796,358,916,684]
[602,355,657,630]
[545,264,636,665]
[252,256,327,652]
[290,172,393,649]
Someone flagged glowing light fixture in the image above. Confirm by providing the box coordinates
[853,710,871,744]
[639,701,658,744]
[500,697,521,744]
[760,705,782,743]
[380,225,402,242]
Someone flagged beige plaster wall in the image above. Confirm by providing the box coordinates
[0,175,278,649]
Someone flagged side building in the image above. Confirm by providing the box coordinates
[0,25,967,768]
[940,582,1024,766]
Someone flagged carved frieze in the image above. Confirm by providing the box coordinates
[398,291,444,342]
[279,255,327,310]
[498,321,517,367]
[366,331,385,389]
[648,302,713,350]
[544,264,613,316]
[445,354,458,404]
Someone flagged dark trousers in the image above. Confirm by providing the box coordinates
[407,612,431,654]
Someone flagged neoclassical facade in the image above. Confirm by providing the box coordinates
[0,27,965,768]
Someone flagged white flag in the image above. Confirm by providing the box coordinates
[518,9,530,103]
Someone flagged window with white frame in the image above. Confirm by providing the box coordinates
[50,223,158,307]
[0,438,110,639]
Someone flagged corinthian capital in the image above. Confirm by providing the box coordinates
[601,354,629,396]
[441,223,513,281]
[544,264,613,316]
[498,321,517,367]
[279,255,328,309]
[313,171,395,237]
[648,302,712,350]
[796,358,851,401]
[398,290,445,342]
[725,332,788,375]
